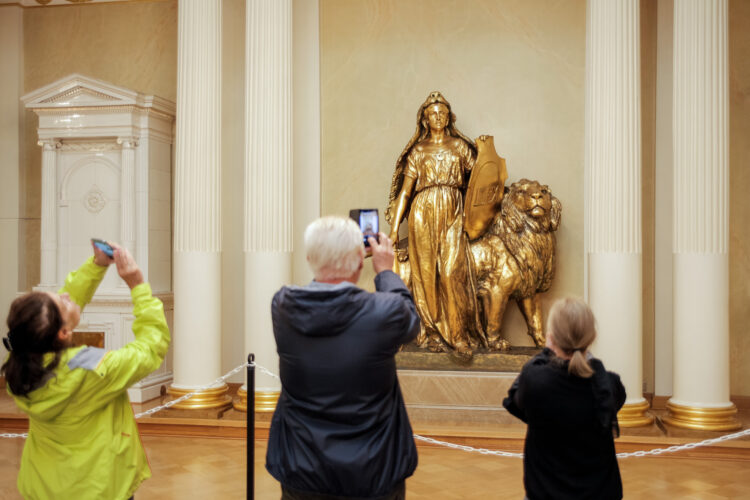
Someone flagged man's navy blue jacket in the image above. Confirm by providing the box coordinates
[266,270,420,498]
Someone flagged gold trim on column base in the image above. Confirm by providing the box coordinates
[617,400,654,427]
[166,385,233,410]
[664,401,742,431]
[232,388,280,413]
[233,387,248,412]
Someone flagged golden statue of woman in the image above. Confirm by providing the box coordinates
[386,91,482,359]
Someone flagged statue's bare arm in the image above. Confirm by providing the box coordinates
[388,175,416,242]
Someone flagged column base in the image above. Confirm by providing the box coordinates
[617,400,655,427]
[166,385,233,410]
[664,401,742,431]
[233,387,280,413]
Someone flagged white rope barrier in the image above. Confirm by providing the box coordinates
[2,361,749,460]
[133,362,250,419]
[414,434,525,458]
[614,428,750,458]
[1,432,28,439]
[251,363,750,459]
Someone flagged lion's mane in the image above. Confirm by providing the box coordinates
[488,179,562,299]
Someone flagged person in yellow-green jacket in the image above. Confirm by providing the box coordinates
[1,241,170,500]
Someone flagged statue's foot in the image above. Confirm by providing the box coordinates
[450,341,473,362]
[532,332,545,348]
[489,338,511,351]
[419,335,444,352]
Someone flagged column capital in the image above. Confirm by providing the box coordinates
[38,139,61,150]
[117,136,139,149]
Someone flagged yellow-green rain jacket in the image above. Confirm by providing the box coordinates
[8,257,170,499]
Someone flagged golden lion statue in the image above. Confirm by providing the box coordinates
[394,178,561,352]
[470,179,561,350]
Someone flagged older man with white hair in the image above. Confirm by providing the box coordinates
[266,216,420,500]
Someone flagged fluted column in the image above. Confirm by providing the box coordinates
[665,0,739,431]
[169,0,231,410]
[135,138,149,278]
[235,0,293,413]
[585,0,652,426]
[39,139,60,288]
[117,136,137,259]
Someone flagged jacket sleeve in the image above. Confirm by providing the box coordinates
[611,372,627,412]
[57,257,108,309]
[76,283,170,408]
[502,370,528,423]
[374,270,420,345]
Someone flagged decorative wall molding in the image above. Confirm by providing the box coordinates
[29,105,175,122]
[22,74,175,116]
[59,141,121,152]
[40,86,117,104]
[83,185,107,213]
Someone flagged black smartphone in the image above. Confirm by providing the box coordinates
[349,209,379,247]
[91,238,114,258]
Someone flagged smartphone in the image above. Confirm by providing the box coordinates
[91,238,114,258]
[349,209,379,247]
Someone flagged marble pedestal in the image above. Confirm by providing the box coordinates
[396,348,539,426]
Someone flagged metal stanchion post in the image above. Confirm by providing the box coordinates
[247,353,255,500]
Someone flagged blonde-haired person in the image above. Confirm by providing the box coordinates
[503,297,626,500]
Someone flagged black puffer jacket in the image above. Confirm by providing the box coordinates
[266,270,420,498]
[503,348,626,500]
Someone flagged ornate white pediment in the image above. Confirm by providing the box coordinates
[21,73,175,115]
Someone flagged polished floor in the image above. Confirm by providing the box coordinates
[1,435,750,499]
[2,385,749,499]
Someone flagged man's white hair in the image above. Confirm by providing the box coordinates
[305,216,364,281]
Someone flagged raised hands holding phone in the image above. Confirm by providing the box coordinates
[367,232,395,275]
[90,239,143,289]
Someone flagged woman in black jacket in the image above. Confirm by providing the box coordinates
[503,297,626,500]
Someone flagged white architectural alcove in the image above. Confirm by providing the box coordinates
[22,74,174,403]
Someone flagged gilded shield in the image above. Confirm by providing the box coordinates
[464,136,507,240]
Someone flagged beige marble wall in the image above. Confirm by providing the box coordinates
[20,0,177,290]
[0,5,23,330]
[729,0,750,396]
[641,0,657,395]
[221,0,247,382]
[320,0,586,347]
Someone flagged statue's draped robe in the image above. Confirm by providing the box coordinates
[404,139,478,348]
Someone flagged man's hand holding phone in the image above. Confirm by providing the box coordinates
[368,232,394,274]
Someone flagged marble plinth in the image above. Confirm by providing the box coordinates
[396,349,539,425]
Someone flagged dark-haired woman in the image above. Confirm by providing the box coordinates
[2,242,170,499]
[503,297,626,500]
